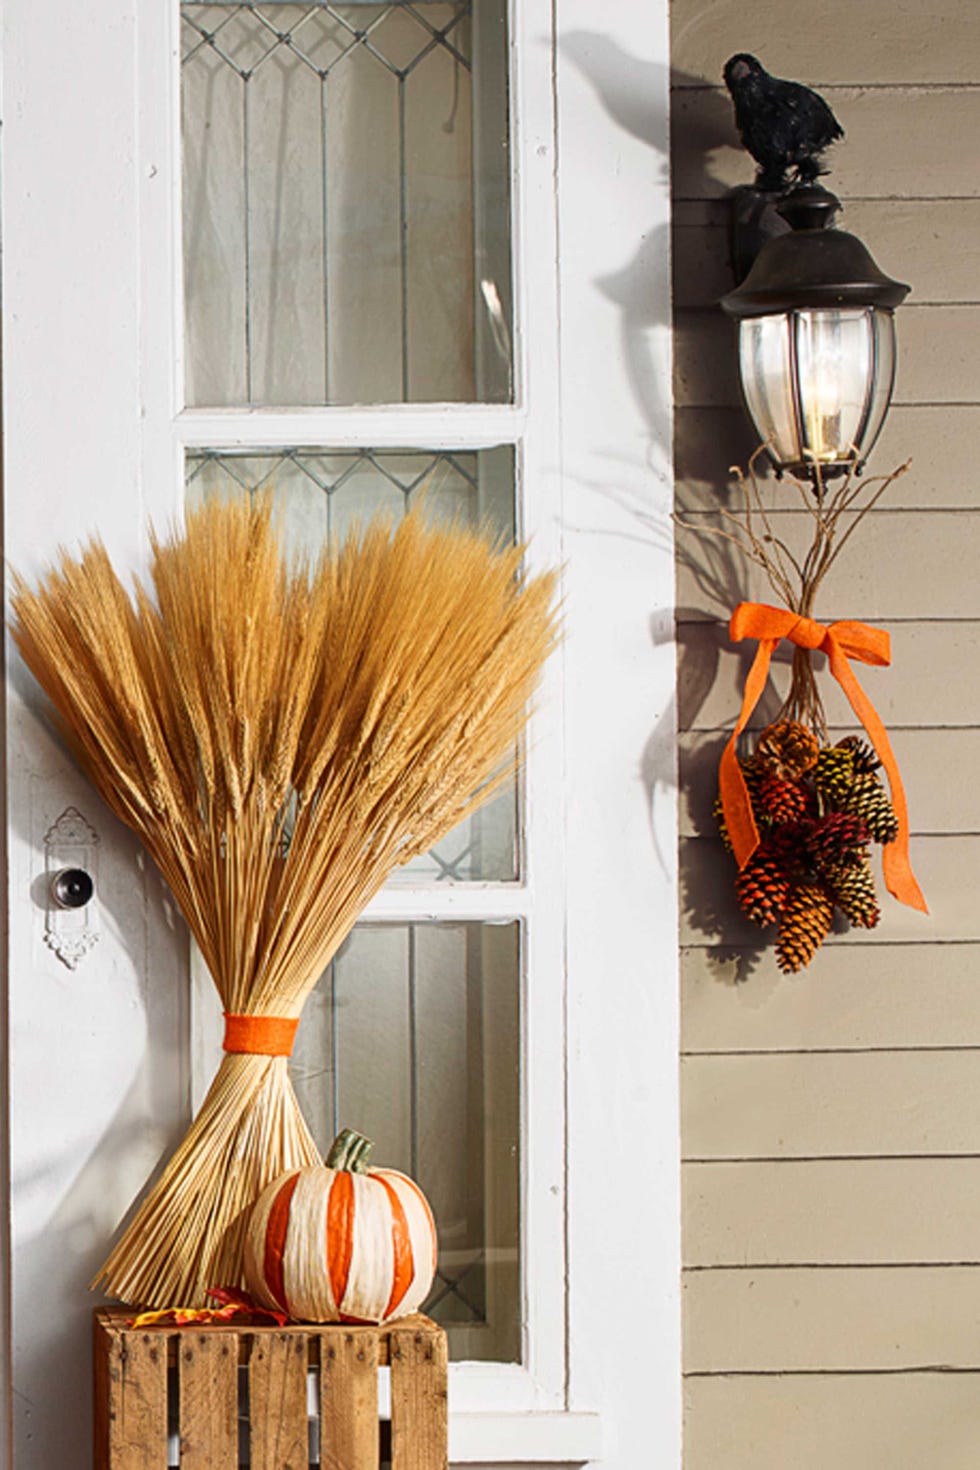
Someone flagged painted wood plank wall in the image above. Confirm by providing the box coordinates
[669,4,980,1464]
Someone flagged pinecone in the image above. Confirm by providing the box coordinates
[836,771,899,844]
[823,859,881,929]
[736,847,793,927]
[755,720,820,780]
[835,734,881,775]
[814,745,855,807]
[758,772,809,825]
[776,882,835,972]
[765,820,813,877]
[804,812,870,869]
[739,755,765,801]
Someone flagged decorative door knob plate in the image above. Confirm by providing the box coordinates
[43,808,100,968]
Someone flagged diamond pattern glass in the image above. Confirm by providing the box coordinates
[184,444,519,881]
[181,2,512,406]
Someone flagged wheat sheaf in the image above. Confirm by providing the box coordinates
[11,495,558,1308]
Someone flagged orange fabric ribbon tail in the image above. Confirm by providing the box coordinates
[222,1013,300,1057]
[719,601,928,915]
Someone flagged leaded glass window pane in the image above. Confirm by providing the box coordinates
[181,2,512,406]
[291,921,522,1363]
[184,444,519,881]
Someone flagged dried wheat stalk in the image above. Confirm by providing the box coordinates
[677,447,910,740]
[11,496,558,1307]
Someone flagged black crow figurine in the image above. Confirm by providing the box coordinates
[723,53,844,193]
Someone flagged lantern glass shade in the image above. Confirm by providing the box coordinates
[737,306,897,478]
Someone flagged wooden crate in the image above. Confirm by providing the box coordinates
[93,1308,448,1470]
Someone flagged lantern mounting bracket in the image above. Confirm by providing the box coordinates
[729,183,791,286]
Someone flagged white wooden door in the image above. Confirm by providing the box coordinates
[1,4,679,1467]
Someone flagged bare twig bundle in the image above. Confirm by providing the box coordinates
[11,497,558,1307]
[677,447,910,739]
[678,447,926,968]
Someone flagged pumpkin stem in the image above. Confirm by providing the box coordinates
[325,1127,374,1174]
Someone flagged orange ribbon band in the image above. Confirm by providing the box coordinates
[222,1013,300,1057]
[719,602,928,915]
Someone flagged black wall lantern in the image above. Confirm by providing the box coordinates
[721,59,910,481]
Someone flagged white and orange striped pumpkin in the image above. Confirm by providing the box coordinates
[243,1128,437,1324]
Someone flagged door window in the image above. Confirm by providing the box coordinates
[181,1,512,405]
[181,0,536,1369]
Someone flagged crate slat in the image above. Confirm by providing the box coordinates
[249,1331,309,1470]
[390,1325,449,1470]
[94,1319,169,1470]
[321,1328,380,1470]
[178,1330,239,1468]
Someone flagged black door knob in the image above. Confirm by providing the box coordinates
[50,867,95,909]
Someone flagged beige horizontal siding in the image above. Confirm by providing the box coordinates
[682,943,980,1052]
[685,1266,980,1372]
[672,8,980,1462]
[685,1374,980,1470]
[675,405,980,510]
[683,1051,980,1159]
[675,304,980,407]
[684,1158,980,1266]
[678,621,980,729]
[898,307,980,403]
[671,3,980,88]
[677,510,980,621]
[680,835,971,945]
[673,199,980,309]
[672,87,980,201]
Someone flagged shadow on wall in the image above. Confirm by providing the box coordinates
[8,660,188,1469]
[14,1068,185,1469]
[558,37,737,454]
[666,55,778,503]
[629,452,805,974]
[669,52,793,969]
[556,38,758,890]
[557,31,672,466]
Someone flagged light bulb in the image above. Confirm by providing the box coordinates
[802,349,845,462]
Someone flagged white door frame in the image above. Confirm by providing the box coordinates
[1,3,679,1465]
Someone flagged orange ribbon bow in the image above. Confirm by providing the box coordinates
[719,602,928,915]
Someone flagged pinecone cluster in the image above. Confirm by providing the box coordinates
[718,720,899,972]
